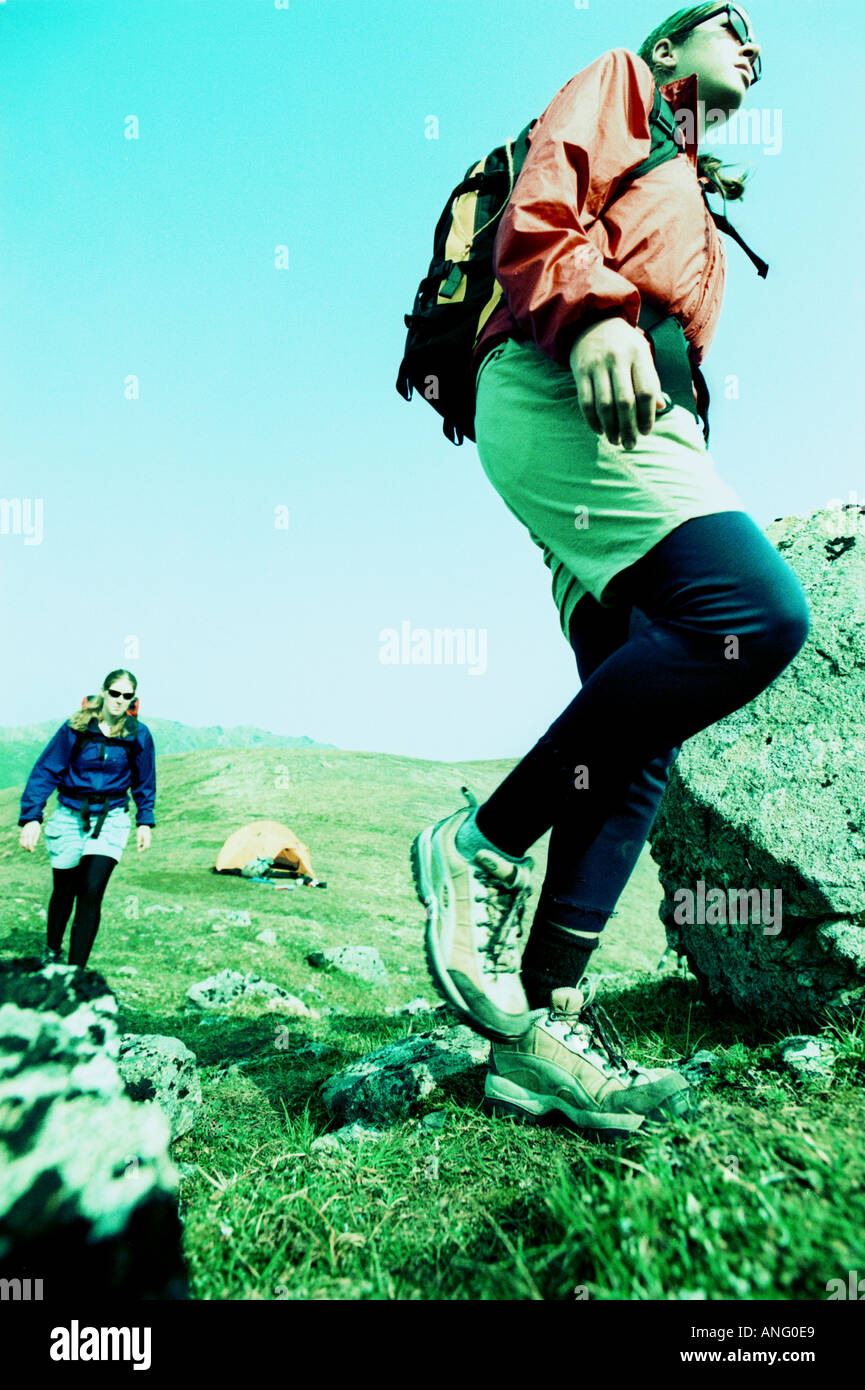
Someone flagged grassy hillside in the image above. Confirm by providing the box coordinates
[0,718,335,792]
[1,746,863,1301]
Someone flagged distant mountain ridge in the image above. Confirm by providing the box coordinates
[0,717,337,793]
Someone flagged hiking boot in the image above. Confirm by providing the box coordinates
[410,786,534,1041]
[39,947,62,967]
[484,976,695,1137]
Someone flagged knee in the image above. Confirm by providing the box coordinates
[763,585,811,666]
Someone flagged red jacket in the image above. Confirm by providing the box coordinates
[472,48,726,393]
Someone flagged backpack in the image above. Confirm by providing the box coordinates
[396,85,769,447]
[395,87,687,447]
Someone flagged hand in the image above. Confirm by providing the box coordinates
[136,825,152,852]
[19,821,41,852]
[570,316,668,450]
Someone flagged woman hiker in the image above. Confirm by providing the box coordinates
[411,5,810,1137]
[18,670,156,969]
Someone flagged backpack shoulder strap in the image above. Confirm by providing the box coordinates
[67,721,138,774]
[614,88,682,198]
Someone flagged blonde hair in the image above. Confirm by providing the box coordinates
[68,669,138,736]
[638,3,753,201]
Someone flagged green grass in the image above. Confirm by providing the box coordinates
[2,746,863,1300]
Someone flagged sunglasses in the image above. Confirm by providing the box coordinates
[674,5,762,84]
[107,688,135,701]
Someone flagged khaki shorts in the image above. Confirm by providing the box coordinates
[43,802,132,868]
[474,336,748,641]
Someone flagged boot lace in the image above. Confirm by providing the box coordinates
[552,988,632,1074]
[459,783,531,976]
[472,864,532,975]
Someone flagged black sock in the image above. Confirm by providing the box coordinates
[521,921,601,1011]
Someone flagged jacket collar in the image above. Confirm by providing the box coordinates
[657,71,701,167]
[87,713,139,739]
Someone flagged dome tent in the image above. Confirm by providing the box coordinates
[214,820,323,884]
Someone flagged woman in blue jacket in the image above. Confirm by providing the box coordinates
[18,669,156,968]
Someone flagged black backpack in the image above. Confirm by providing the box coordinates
[396,86,769,447]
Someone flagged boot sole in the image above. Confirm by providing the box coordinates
[410,826,530,1045]
[483,1072,689,1138]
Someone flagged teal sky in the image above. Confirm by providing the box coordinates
[1,0,860,761]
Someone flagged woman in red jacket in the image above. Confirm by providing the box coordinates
[412,5,810,1137]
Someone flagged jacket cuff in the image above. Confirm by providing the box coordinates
[19,814,42,826]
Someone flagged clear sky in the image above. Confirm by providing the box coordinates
[1,0,860,761]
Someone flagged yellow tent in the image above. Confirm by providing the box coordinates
[215,820,315,879]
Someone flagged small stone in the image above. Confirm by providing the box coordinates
[677,1050,721,1087]
[419,1109,447,1133]
[186,969,315,1019]
[256,929,278,946]
[311,1122,385,1152]
[307,945,388,987]
[117,1034,202,1142]
[386,997,445,1017]
[779,1035,836,1081]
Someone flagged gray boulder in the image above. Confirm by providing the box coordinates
[185,968,316,1019]
[649,507,865,1029]
[117,1034,202,1142]
[0,958,186,1297]
[321,1024,489,1127]
[307,945,389,986]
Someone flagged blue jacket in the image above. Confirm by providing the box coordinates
[18,716,157,827]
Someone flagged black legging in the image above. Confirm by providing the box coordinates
[46,855,118,967]
[476,511,811,918]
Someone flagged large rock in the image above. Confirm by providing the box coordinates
[0,959,187,1297]
[649,506,865,1028]
[117,1034,202,1142]
[321,1024,489,1127]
